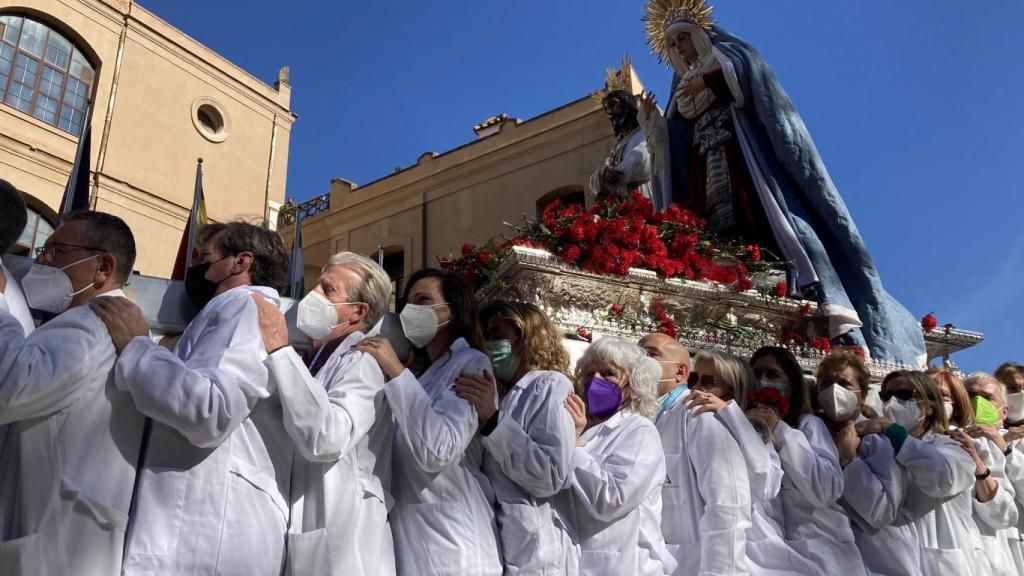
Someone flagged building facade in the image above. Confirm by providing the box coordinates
[285,70,644,295]
[1,0,294,276]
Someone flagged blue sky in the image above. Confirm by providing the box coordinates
[140,1,1023,372]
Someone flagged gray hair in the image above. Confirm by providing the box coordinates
[964,371,1007,405]
[695,350,755,409]
[323,252,392,329]
[576,337,661,421]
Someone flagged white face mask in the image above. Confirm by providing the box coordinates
[22,254,101,313]
[399,303,449,348]
[1006,392,1024,423]
[943,401,955,421]
[817,384,860,422]
[295,290,363,341]
[884,398,922,431]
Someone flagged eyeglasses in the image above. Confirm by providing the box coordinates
[34,242,105,258]
[688,372,716,389]
[879,389,915,402]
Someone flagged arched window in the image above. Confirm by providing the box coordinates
[9,204,55,256]
[0,14,94,135]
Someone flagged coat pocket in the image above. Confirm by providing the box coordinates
[920,546,970,576]
[218,464,287,575]
[58,476,130,575]
[398,502,467,574]
[0,532,45,575]
[286,527,333,576]
[126,466,187,557]
[496,502,542,570]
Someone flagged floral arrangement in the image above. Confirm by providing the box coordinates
[440,192,776,292]
[747,387,791,416]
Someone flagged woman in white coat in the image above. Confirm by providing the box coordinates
[253,252,396,575]
[877,370,980,576]
[561,337,675,576]
[454,300,579,574]
[357,269,500,576]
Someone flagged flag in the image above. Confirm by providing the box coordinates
[59,103,93,214]
[171,159,208,280]
[284,217,304,298]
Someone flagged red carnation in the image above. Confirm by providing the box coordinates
[921,313,937,332]
[576,327,592,342]
[461,243,476,256]
[798,303,813,317]
[774,281,787,298]
[811,336,832,352]
[610,304,624,316]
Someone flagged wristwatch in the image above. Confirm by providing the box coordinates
[975,468,992,480]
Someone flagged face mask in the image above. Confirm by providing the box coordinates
[971,396,1001,426]
[487,340,521,384]
[884,398,922,431]
[184,260,221,308]
[655,360,679,383]
[943,401,955,421]
[296,291,362,340]
[400,303,449,348]
[22,254,101,313]
[585,375,623,420]
[1007,392,1024,423]
[817,384,860,422]
[756,380,787,396]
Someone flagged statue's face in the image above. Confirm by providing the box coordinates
[668,30,698,64]
[603,96,624,118]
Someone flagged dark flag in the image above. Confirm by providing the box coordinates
[284,216,304,298]
[171,159,208,280]
[58,103,93,214]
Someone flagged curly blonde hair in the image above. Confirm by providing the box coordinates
[480,300,571,378]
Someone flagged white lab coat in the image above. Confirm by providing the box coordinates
[772,414,866,576]
[715,403,817,575]
[1004,438,1024,573]
[562,408,674,576]
[657,390,750,575]
[897,431,981,576]
[386,338,501,575]
[0,289,145,575]
[116,285,292,575]
[841,433,922,576]
[971,437,1018,576]
[264,330,395,576]
[480,370,580,575]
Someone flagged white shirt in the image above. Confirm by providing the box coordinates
[841,433,922,576]
[971,436,1018,576]
[1004,438,1024,574]
[657,390,751,576]
[0,263,34,335]
[0,289,145,575]
[773,414,866,576]
[116,285,292,576]
[385,338,501,576]
[586,128,655,206]
[264,330,395,576]
[897,431,982,576]
[480,370,579,575]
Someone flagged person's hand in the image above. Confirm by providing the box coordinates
[835,422,861,467]
[965,424,1009,454]
[601,167,623,186]
[158,334,182,352]
[855,417,894,438]
[89,296,149,353]
[638,91,658,120]
[676,75,707,99]
[950,428,987,473]
[453,371,497,424]
[746,405,780,431]
[252,294,288,354]
[564,393,587,444]
[685,390,727,416]
[1005,426,1024,444]
[354,336,406,380]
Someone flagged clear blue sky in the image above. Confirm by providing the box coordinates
[140,0,1023,372]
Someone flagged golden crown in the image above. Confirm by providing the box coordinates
[589,55,636,106]
[643,0,715,62]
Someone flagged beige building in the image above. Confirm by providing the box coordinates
[1,0,294,276]
[287,71,643,294]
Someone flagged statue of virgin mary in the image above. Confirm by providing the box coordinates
[638,0,925,365]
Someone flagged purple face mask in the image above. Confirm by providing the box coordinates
[585,375,623,420]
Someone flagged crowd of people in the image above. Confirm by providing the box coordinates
[1,181,1023,576]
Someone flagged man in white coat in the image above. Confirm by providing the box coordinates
[91,221,293,575]
[648,335,752,575]
[0,211,145,575]
[251,251,395,575]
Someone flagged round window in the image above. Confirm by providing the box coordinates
[191,98,230,143]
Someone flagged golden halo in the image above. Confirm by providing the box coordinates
[643,0,715,62]
[589,54,636,106]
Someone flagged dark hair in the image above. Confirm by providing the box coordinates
[0,179,27,253]
[994,362,1024,386]
[603,90,640,139]
[815,350,871,391]
[751,346,811,425]
[62,211,136,283]
[402,268,484,352]
[200,221,288,292]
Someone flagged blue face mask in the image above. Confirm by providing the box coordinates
[487,340,521,384]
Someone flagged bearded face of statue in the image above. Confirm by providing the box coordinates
[603,91,639,139]
[668,30,698,66]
